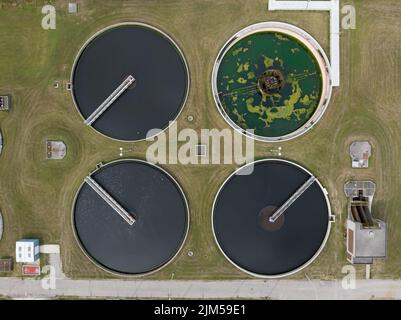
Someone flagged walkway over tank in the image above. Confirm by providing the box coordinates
[84,75,136,126]
[269,176,316,222]
[84,175,136,225]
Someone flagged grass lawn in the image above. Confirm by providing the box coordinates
[0,0,401,280]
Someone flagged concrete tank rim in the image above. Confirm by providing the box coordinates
[211,158,333,278]
[70,22,190,143]
[71,158,190,277]
[211,21,333,143]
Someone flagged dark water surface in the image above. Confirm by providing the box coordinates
[213,160,330,276]
[72,24,188,141]
[74,160,188,275]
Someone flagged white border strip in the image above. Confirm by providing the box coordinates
[268,0,340,86]
[212,21,333,142]
[211,158,333,279]
[71,158,190,278]
[0,129,2,156]
[70,22,190,143]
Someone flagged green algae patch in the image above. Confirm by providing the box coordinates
[217,31,323,138]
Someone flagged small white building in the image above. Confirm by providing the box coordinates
[15,239,40,263]
[350,141,372,168]
[68,3,77,14]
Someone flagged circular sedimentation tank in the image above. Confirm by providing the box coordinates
[73,159,189,276]
[72,23,189,141]
[212,159,331,278]
[212,22,332,142]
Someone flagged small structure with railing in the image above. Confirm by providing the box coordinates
[345,181,387,264]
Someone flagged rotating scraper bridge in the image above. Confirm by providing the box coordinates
[212,159,332,278]
[269,175,316,223]
[73,160,189,275]
[211,21,333,142]
[84,175,136,225]
[71,23,189,141]
[84,75,136,126]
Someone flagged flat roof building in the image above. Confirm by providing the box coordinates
[16,239,40,263]
[350,141,371,168]
[68,3,77,14]
[0,95,10,111]
[46,140,67,160]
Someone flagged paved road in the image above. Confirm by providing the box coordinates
[0,278,399,299]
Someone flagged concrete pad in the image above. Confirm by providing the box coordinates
[39,245,60,254]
